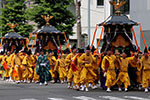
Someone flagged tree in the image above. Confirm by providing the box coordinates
[0,0,33,37]
[28,0,75,38]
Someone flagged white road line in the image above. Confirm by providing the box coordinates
[99,96,127,100]
[73,96,98,100]
[48,98,66,100]
[124,96,150,100]
[20,98,38,100]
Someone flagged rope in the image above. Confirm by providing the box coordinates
[0,38,3,49]
[63,32,72,53]
[96,25,104,51]
[139,23,149,53]
[57,36,63,54]
[27,32,33,46]
[132,27,140,52]
[90,24,98,49]
[31,32,39,51]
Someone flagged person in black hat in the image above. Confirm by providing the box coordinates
[141,47,150,92]
[101,46,117,92]
[48,49,57,83]
[79,45,97,92]
[71,48,84,90]
[115,51,139,92]
[66,44,77,88]
[36,49,50,86]
[22,49,36,83]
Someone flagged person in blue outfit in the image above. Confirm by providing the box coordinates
[36,49,50,85]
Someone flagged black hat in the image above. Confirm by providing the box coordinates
[77,48,82,53]
[48,49,52,54]
[71,44,76,51]
[86,45,90,50]
[106,46,112,52]
[91,46,96,53]
[144,47,148,53]
[63,48,70,54]
[81,48,85,53]
[40,49,44,52]
[27,49,32,55]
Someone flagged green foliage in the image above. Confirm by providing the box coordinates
[0,0,33,37]
[28,0,75,38]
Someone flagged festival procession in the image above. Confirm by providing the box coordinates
[1,0,150,99]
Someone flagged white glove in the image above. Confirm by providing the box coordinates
[103,72,107,77]
[16,65,19,67]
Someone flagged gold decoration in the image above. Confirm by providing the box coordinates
[41,15,53,26]
[7,23,18,32]
[112,34,129,47]
[109,0,126,15]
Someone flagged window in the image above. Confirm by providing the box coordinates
[97,0,104,6]
[112,0,130,14]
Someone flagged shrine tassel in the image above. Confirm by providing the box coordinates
[90,24,98,49]
[132,27,140,52]
[96,25,104,51]
[0,38,3,48]
[27,32,33,46]
[63,32,72,53]
[25,38,28,49]
[31,32,39,51]
[139,24,149,53]
[57,36,63,54]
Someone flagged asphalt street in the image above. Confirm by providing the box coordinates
[0,81,150,100]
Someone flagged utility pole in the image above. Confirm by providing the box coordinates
[88,0,90,45]
[76,0,81,48]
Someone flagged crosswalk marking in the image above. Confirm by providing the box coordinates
[73,96,97,100]
[48,98,66,100]
[124,96,150,100]
[20,98,38,100]
[99,96,127,100]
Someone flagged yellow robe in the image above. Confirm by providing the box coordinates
[22,55,35,80]
[48,56,56,79]
[65,53,75,83]
[116,56,137,88]
[33,56,39,82]
[140,56,150,88]
[54,58,66,81]
[101,55,116,88]
[0,55,4,77]
[79,53,97,87]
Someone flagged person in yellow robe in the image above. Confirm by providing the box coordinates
[48,51,57,83]
[70,48,84,90]
[0,52,4,79]
[18,50,26,82]
[11,50,23,83]
[115,52,138,92]
[5,51,13,81]
[79,46,97,92]
[136,52,143,90]
[101,48,118,92]
[65,45,77,88]
[54,53,66,84]
[140,49,150,92]
[32,52,39,83]
[22,50,35,83]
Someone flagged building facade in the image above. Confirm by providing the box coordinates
[70,0,150,51]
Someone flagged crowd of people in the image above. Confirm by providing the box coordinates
[0,45,150,93]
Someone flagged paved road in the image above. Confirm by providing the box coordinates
[0,81,150,100]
